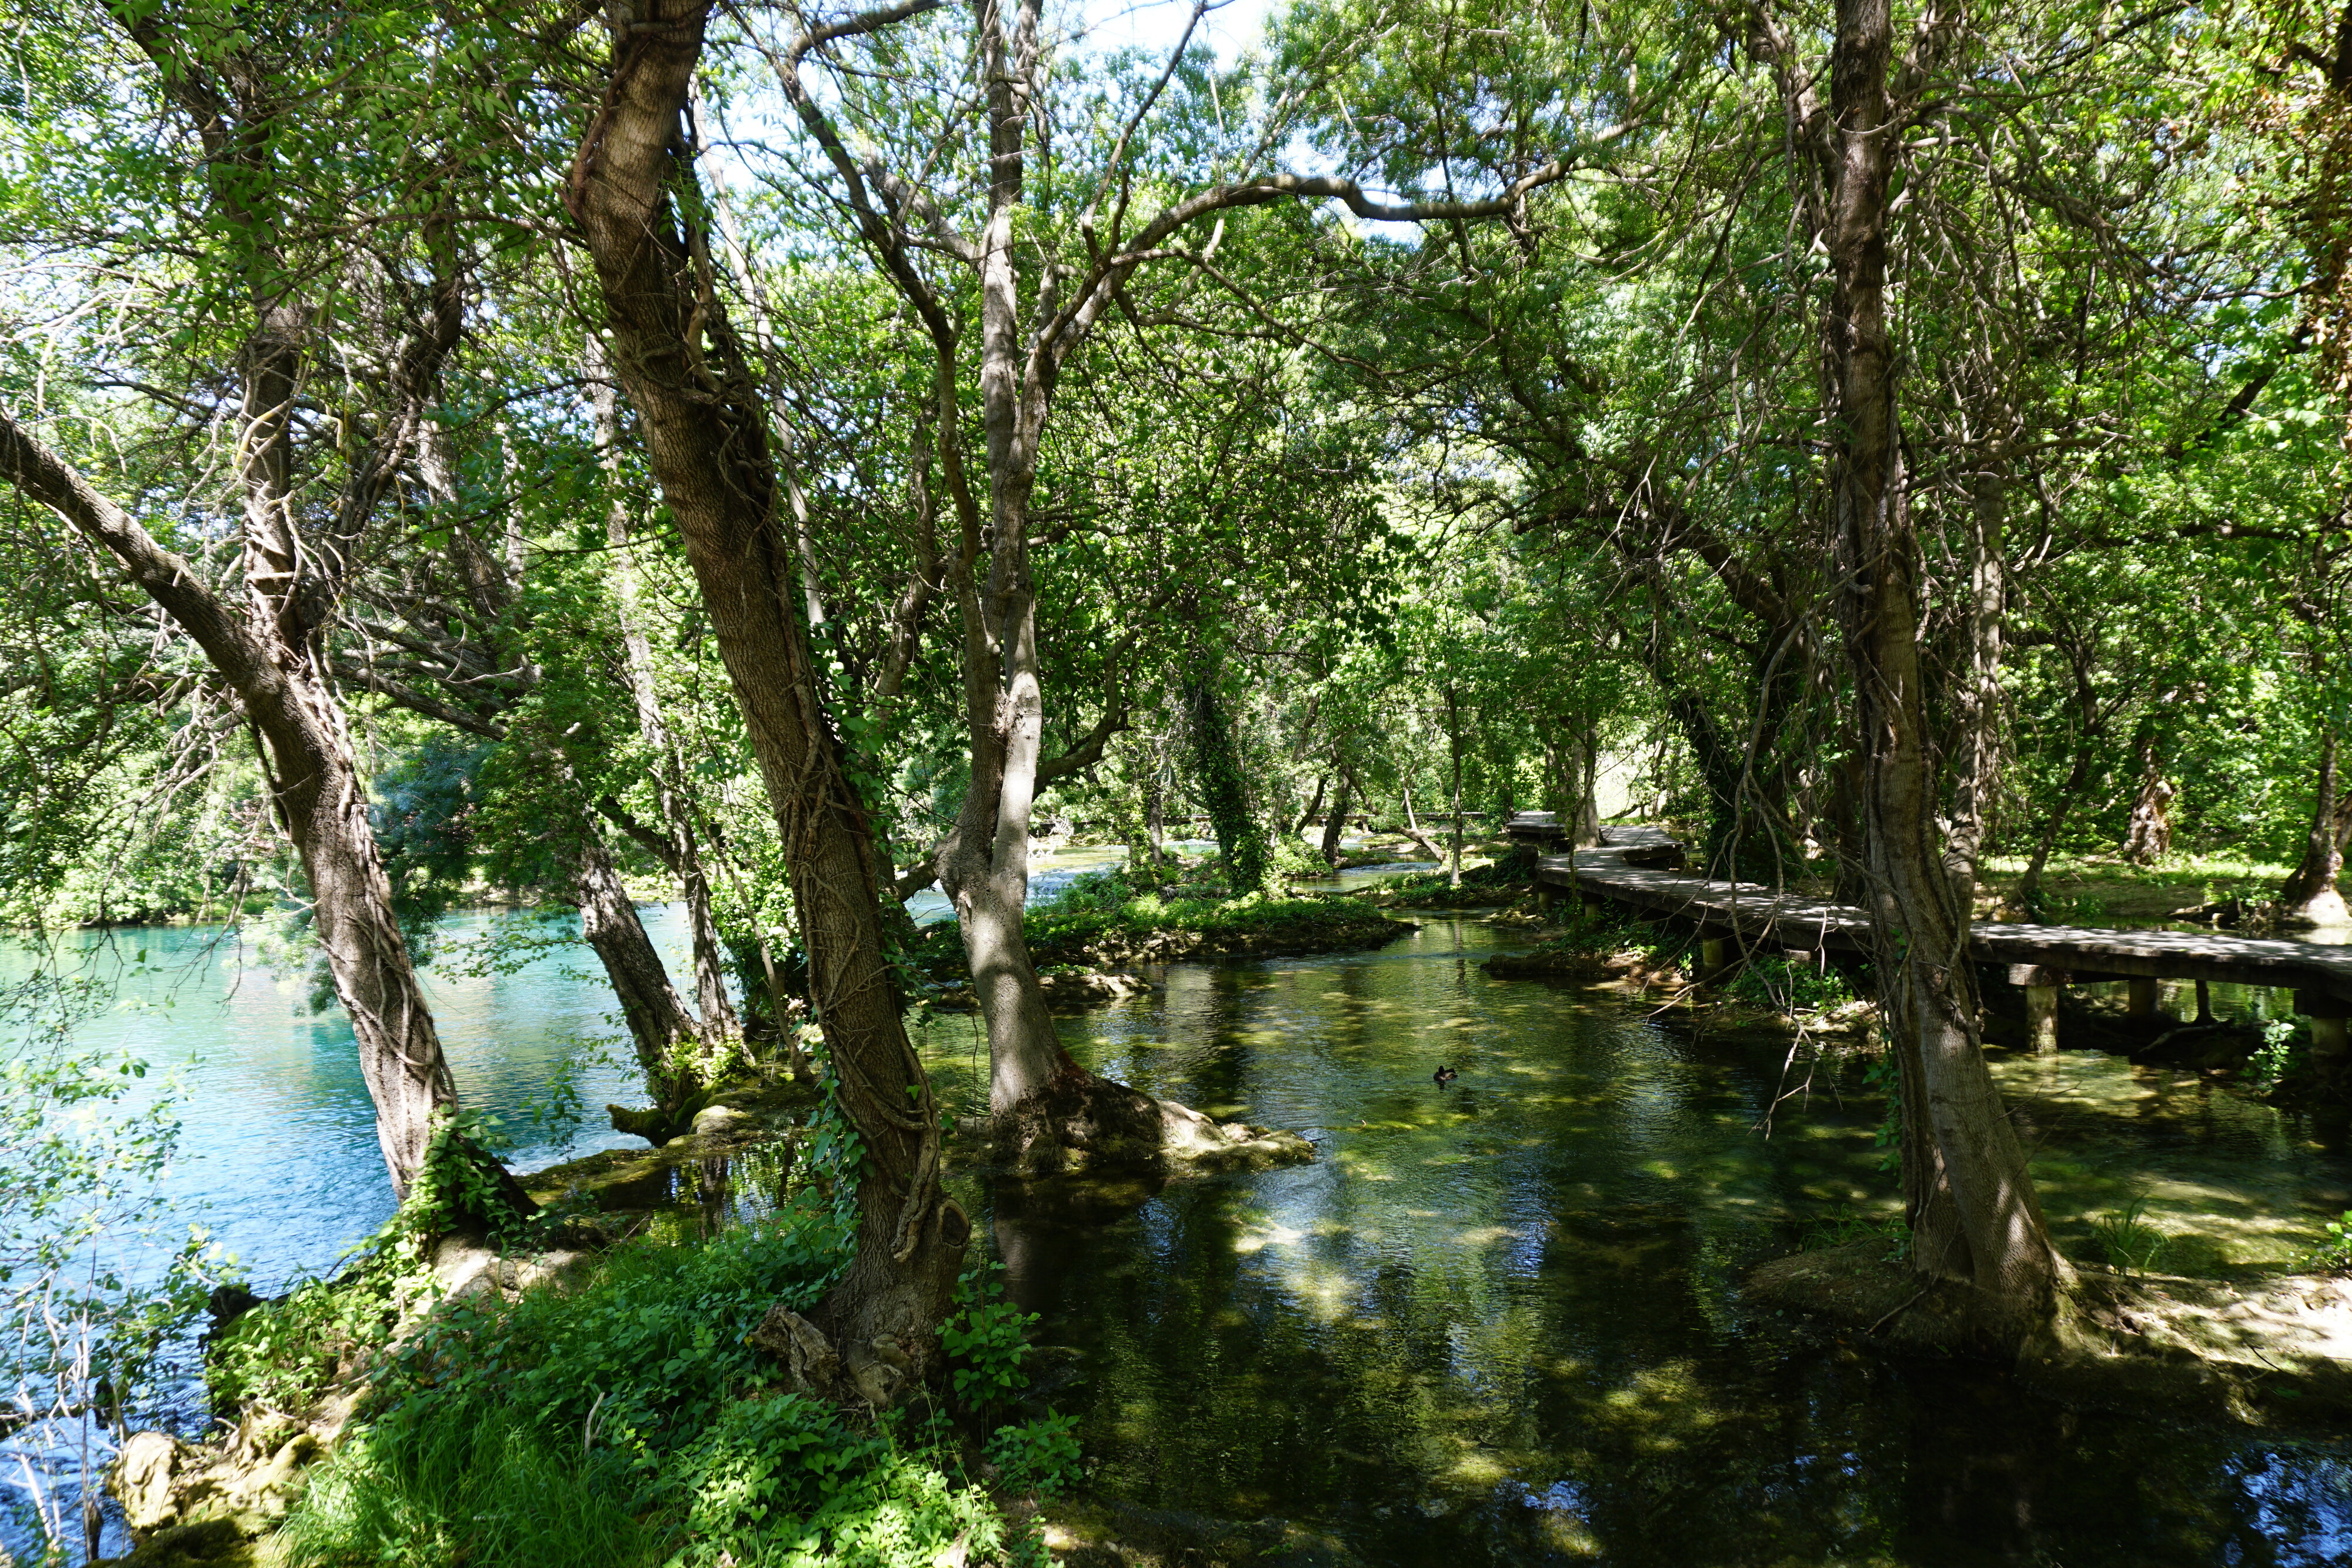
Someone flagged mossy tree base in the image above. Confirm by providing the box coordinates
[954,1065,1315,1180]
[1749,1241,2352,1426]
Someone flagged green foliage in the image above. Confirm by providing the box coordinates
[2246,1017,2303,1091]
[279,1202,1052,1568]
[2301,1212,2352,1273]
[2091,1196,2172,1276]
[668,1393,884,1539]
[1185,665,1271,895]
[937,1264,1034,1409]
[1527,906,1658,960]
[986,1410,1083,1495]
[1724,956,1856,1016]
[205,1249,411,1419]
[989,867,1400,969]
[2,974,218,1555]
[372,735,489,936]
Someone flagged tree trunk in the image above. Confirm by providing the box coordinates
[1445,686,1465,887]
[0,414,467,1199]
[1575,715,1602,847]
[1805,0,2064,1315]
[2010,741,2094,916]
[566,825,709,1144]
[1293,774,1327,841]
[590,345,741,1046]
[1184,664,1266,894]
[2280,727,2352,924]
[1397,781,1448,865]
[567,0,963,1388]
[2119,731,2175,868]
[1321,766,1355,866]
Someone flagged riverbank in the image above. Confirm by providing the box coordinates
[97,1075,1068,1568]
[73,911,2352,1567]
[908,869,1412,1009]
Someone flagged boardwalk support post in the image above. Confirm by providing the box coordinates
[2126,977,2159,1018]
[1699,936,1730,979]
[2009,965,2067,1055]
[2296,990,2351,1072]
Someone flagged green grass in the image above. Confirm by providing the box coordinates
[907,868,1403,975]
[1523,907,1667,961]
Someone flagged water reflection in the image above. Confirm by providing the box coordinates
[911,915,2352,1567]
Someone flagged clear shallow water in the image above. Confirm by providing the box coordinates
[11,873,2352,1564]
[910,914,2352,1567]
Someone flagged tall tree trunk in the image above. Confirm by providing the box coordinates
[1795,0,2065,1314]
[1184,664,1267,894]
[1445,686,1465,887]
[566,826,709,1141]
[567,0,963,1389]
[590,346,741,1045]
[1321,765,1355,866]
[2280,727,2352,923]
[64,2,509,1206]
[1575,714,1602,846]
[415,402,720,1137]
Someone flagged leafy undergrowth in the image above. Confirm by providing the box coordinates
[911,868,1406,981]
[274,1201,1064,1568]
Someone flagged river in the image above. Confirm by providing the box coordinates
[8,861,2352,1563]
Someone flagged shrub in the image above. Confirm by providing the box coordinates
[1724,955,1855,1015]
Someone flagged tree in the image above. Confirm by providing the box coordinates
[0,0,530,1203]
[1750,0,2065,1310]
[564,0,967,1394]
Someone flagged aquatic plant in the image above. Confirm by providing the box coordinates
[2245,1018,2302,1091]
[2090,1196,2171,1275]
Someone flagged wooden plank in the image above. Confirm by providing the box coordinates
[1533,845,2352,1006]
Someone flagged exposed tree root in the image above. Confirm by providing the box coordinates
[1750,1241,2352,1426]
[956,1065,1314,1179]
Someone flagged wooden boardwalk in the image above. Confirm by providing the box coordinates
[1508,816,2352,1014]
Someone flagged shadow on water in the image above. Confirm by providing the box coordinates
[911,915,2352,1567]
